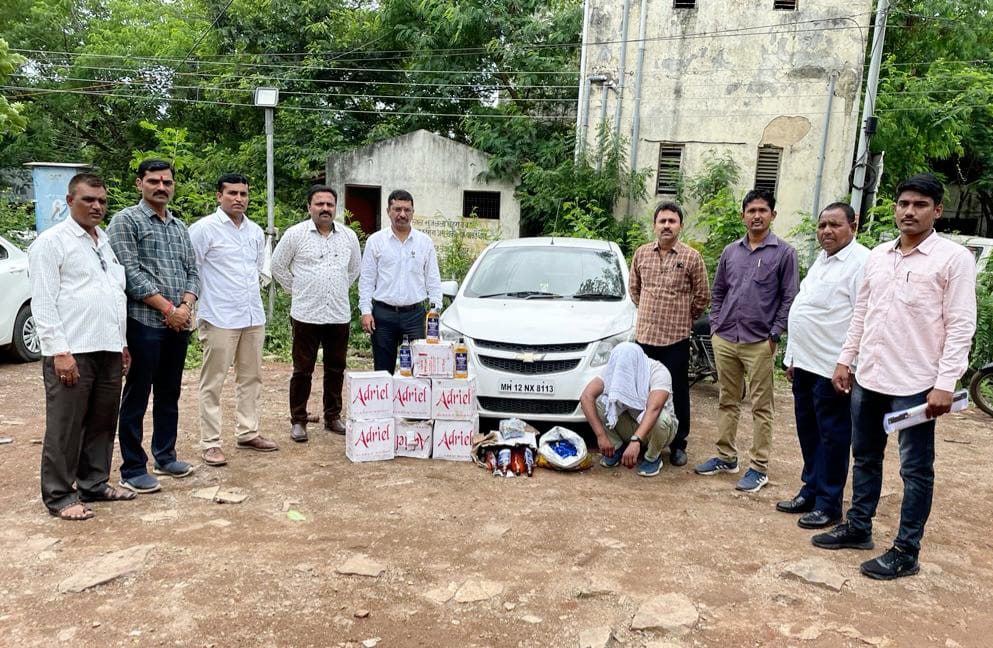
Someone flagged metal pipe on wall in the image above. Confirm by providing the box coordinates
[574,0,591,161]
[613,0,632,143]
[596,82,614,173]
[812,72,838,218]
[627,0,649,216]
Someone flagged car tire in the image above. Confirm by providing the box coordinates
[11,304,41,363]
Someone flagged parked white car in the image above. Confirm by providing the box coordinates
[944,234,992,272]
[439,237,636,422]
[0,234,40,362]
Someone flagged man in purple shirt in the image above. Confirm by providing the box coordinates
[694,189,799,493]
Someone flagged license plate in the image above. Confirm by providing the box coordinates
[499,380,555,395]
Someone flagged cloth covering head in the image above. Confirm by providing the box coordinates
[599,342,651,429]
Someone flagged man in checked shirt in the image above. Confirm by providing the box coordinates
[628,202,710,468]
[107,159,199,494]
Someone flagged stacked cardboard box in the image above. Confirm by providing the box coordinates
[345,340,478,463]
[345,371,395,462]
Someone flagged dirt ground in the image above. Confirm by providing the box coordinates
[0,357,991,648]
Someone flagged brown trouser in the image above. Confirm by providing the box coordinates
[711,334,775,473]
[40,351,122,513]
[290,319,349,425]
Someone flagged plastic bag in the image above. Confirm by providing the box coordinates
[537,426,592,471]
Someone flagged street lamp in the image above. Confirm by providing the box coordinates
[254,87,279,317]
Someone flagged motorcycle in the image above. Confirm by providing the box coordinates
[969,362,993,417]
[688,316,718,386]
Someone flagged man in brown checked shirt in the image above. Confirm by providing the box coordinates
[628,201,710,467]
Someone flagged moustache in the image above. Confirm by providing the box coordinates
[319,211,333,217]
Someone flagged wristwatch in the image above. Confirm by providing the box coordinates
[629,435,643,445]
[181,299,196,311]
[770,333,781,343]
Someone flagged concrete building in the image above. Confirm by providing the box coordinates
[578,0,873,230]
[325,129,520,251]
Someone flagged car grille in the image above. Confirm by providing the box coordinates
[473,339,589,354]
[478,356,581,375]
[478,397,579,415]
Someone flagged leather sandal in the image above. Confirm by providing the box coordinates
[79,484,138,503]
[50,502,95,521]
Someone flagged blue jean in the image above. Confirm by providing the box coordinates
[847,381,935,555]
[118,318,190,479]
[792,367,852,517]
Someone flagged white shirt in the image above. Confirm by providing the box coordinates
[188,208,266,329]
[270,218,361,324]
[784,240,870,379]
[28,218,128,356]
[358,226,442,315]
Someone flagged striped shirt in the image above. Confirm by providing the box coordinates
[106,200,199,328]
[28,218,128,356]
[629,240,710,346]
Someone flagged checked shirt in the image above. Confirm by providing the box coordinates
[107,199,199,328]
[629,240,710,347]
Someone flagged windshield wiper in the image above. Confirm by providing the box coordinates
[571,292,623,300]
[479,290,564,299]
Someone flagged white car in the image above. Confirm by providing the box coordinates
[439,237,636,422]
[0,234,40,362]
[944,234,992,272]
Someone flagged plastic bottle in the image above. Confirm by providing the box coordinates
[398,335,413,376]
[454,337,469,378]
[425,307,440,344]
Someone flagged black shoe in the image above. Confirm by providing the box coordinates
[811,523,874,550]
[290,423,308,443]
[860,547,920,580]
[669,448,687,467]
[776,494,815,514]
[797,510,841,529]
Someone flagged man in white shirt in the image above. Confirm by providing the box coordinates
[358,189,443,373]
[780,203,870,530]
[188,173,279,467]
[271,185,361,441]
[579,343,678,477]
[30,173,136,520]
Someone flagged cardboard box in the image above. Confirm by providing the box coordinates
[347,371,393,419]
[433,416,478,462]
[413,340,454,378]
[392,376,433,419]
[395,418,433,459]
[346,418,395,463]
[431,377,477,420]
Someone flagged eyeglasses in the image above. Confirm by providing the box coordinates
[93,247,107,272]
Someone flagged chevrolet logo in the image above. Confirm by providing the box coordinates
[516,353,544,363]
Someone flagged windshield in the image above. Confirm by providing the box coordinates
[464,245,625,300]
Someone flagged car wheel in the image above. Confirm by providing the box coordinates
[11,304,41,362]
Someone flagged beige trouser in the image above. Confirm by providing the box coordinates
[198,321,265,449]
[711,334,775,473]
[595,399,677,461]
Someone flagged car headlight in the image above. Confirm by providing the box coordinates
[440,323,462,343]
[590,330,635,367]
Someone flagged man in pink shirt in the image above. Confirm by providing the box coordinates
[812,174,977,581]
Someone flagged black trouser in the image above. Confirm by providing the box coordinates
[371,301,425,374]
[290,319,349,424]
[40,351,122,513]
[117,318,189,479]
[792,367,852,517]
[639,338,690,452]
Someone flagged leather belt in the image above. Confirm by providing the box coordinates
[373,299,422,313]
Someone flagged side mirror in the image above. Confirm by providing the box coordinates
[441,280,459,298]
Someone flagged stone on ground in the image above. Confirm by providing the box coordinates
[631,593,699,635]
[58,544,155,593]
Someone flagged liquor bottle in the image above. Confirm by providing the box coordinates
[398,335,413,376]
[453,337,469,378]
[425,307,440,343]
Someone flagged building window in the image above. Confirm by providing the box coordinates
[673,0,696,8]
[773,0,798,9]
[463,191,501,219]
[656,144,684,195]
[754,146,783,195]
